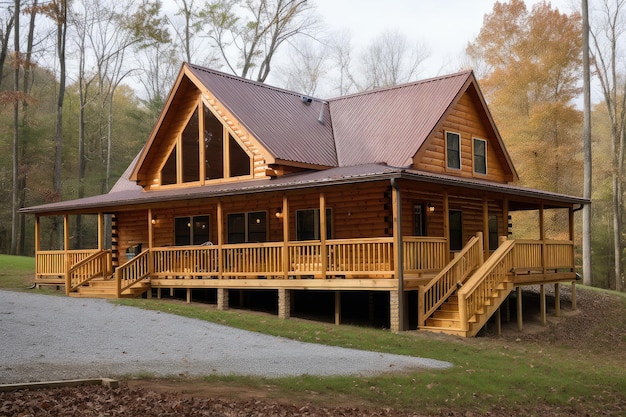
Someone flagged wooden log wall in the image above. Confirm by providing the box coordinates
[413,89,511,183]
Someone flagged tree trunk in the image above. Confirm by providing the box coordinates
[582,0,592,286]
[10,0,20,256]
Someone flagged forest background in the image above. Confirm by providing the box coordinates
[0,0,624,291]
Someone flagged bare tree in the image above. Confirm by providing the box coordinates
[359,29,430,90]
[11,0,20,255]
[279,37,328,96]
[197,0,316,82]
[0,5,15,86]
[590,0,626,291]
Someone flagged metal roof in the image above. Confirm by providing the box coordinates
[328,71,472,167]
[21,164,588,215]
[187,64,338,167]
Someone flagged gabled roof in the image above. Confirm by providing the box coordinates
[329,71,472,167]
[132,64,517,180]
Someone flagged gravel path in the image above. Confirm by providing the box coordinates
[0,291,451,383]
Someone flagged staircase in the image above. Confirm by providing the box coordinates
[69,276,150,299]
[419,238,516,337]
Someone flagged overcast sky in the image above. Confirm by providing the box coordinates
[311,0,579,78]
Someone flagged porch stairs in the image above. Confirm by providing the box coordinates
[68,276,150,299]
[418,236,516,337]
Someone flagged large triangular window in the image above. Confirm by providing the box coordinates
[159,101,252,185]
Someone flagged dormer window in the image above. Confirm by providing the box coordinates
[159,101,252,186]
[446,131,461,170]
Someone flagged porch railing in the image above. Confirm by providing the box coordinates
[417,233,484,327]
[67,250,112,293]
[115,249,151,297]
[36,249,99,284]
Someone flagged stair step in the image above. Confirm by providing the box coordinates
[419,326,467,337]
[440,302,459,312]
[432,310,459,320]
[426,317,461,328]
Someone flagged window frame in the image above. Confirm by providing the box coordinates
[473,137,487,175]
[226,211,268,243]
[413,204,426,236]
[446,131,461,171]
[295,208,333,241]
[174,215,211,246]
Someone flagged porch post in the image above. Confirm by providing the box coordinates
[502,198,509,240]
[540,284,547,325]
[147,208,154,249]
[482,197,489,258]
[64,214,70,295]
[443,191,450,261]
[335,291,341,325]
[539,203,546,274]
[217,288,229,310]
[391,179,405,332]
[217,201,224,280]
[320,192,327,277]
[516,286,523,331]
[554,283,561,317]
[97,212,104,251]
[282,194,290,280]
[35,215,40,286]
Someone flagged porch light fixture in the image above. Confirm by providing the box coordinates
[275,208,283,219]
[151,216,158,225]
[427,203,435,213]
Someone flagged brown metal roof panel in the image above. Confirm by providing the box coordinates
[188,65,337,167]
[329,71,471,167]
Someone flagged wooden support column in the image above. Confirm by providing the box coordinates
[495,307,502,337]
[35,216,41,286]
[282,195,290,280]
[64,214,70,295]
[571,281,577,310]
[98,212,104,251]
[217,201,223,280]
[540,284,547,325]
[147,208,154,249]
[391,179,405,332]
[186,288,192,304]
[516,286,523,331]
[554,283,561,317]
[539,203,546,274]
[320,192,327,278]
[443,191,450,261]
[334,291,341,325]
[502,198,509,239]
[482,197,489,258]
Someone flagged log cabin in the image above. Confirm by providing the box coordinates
[21,63,588,336]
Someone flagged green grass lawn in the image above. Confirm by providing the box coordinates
[2,254,625,415]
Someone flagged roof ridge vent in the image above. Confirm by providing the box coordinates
[300,95,313,105]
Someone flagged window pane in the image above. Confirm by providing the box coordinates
[227,213,246,243]
[414,205,425,236]
[247,212,267,242]
[175,217,191,246]
[192,215,210,245]
[489,215,498,251]
[182,108,200,182]
[446,132,461,169]
[296,210,316,241]
[449,210,463,251]
[204,105,224,180]
[474,139,487,174]
[229,134,251,177]
[161,147,177,185]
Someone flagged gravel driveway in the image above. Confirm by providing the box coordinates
[0,290,450,383]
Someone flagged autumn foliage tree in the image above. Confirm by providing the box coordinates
[466,0,583,198]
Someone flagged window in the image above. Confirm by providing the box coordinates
[296,208,332,241]
[473,138,487,175]
[229,134,251,177]
[174,215,210,246]
[446,132,461,170]
[227,211,267,243]
[204,105,224,180]
[413,204,426,236]
[182,109,200,183]
[488,215,498,251]
[449,210,463,251]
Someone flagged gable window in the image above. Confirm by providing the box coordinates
[449,210,463,251]
[227,211,267,243]
[473,138,487,175]
[296,208,332,241]
[175,215,210,246]
[446,132,461,170]
[159,102,252,185]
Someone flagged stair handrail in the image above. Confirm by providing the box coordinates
[67,250,112,294]
[457,239,516,334]
[116,249,151,297]
[418,233,484,327]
